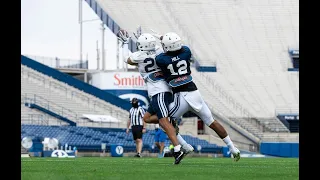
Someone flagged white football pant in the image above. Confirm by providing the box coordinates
[168,90,215,126]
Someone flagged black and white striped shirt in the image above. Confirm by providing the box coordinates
[129,107,145,126]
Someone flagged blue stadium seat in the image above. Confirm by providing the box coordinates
[21,124,221,152]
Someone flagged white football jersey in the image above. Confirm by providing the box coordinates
[129,45,171,97]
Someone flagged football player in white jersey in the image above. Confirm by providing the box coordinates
[118,30,193,164]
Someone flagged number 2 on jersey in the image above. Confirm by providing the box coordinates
[167,60,188,75]
[144,58,156,72]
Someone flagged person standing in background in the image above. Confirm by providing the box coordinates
[126,98,146,157]
[154,124,167,158]
[73,146,78,157]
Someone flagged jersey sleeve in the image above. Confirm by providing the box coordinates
[155,54,166,72]
[139,107,146,117]
[129,51,147,63]
[182,46,192,60]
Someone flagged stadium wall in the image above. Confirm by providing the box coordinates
[21,55,132,111]
[260,142,299,158]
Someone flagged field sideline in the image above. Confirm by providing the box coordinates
[21,157,298,180]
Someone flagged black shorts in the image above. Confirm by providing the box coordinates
[132,125,143,140]
[147,92,173,119]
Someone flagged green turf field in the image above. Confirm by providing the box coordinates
[21,157,298,180]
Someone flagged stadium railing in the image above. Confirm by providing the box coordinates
[197,72,289,133]
[198,72,252,119]
[209,107,261,145]
[21,114,49,126]
[23,94,78,122]
[275,107,299,115]
[26,103,77,126]
[24,54,88,69]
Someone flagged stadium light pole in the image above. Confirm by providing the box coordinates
[101,22,105,71]
[79,0,83,68]
[78,0,102,70]
[96,41,100,70]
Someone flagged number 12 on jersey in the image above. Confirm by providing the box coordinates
[167,60,188,75]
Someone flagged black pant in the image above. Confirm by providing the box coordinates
[132,125,143,140]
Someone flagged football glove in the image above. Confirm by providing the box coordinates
[117,29,131,45]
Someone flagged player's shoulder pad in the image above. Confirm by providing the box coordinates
[155,52,166,61]
[182,45,191,53]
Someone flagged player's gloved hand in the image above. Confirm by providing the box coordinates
[117,29,131,45]
[123,56,129,64]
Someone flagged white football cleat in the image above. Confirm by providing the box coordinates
[231,148,241,162]
[182,144,194,155]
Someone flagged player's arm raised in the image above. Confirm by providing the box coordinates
[125,57,138,66]
[126,51,148,65]
[117,29,138,66]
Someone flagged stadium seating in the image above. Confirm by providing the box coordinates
[21,64,129,128]
[21,124,221,153]
[191,69,290,135]
[94,0,298,68]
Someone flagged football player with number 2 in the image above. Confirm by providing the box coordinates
[118,29,193,164]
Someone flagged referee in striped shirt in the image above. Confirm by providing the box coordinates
[126,98,146,157]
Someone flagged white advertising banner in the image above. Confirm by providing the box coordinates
[90,72,146,90]
[90,72,150,109]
